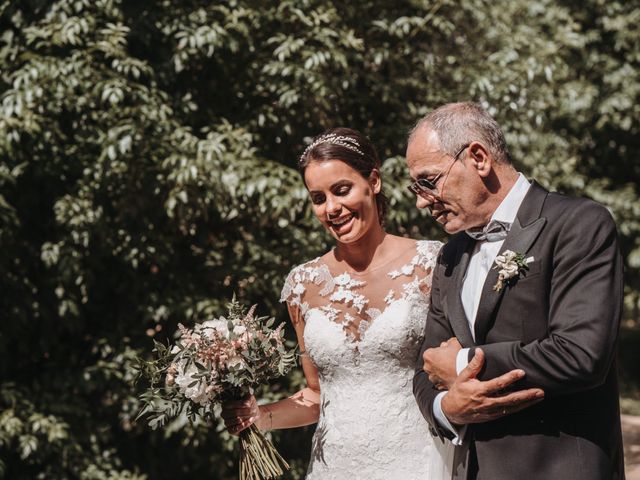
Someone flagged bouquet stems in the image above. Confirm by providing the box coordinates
[239,424,289,480]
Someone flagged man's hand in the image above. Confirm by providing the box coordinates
[423,337,462,390]
[441,348,545,425]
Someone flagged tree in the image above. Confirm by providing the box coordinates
[0,0,637,477]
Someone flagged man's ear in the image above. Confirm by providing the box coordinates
[467,141,493,178]
[369,169,382,194]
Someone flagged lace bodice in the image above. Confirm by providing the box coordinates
[281,240,441,342]
[280,240,454,479]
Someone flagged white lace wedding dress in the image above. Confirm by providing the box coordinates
[280,240,454,479]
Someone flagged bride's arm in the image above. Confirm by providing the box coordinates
[254,304,320,430]
[222,304,321,434]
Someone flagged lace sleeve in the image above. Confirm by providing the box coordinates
[280,265,305,308]
[415,240,443,293]
[416,240,442,269]
[279,258,333,317]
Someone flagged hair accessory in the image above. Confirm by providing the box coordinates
[300,133,365,162]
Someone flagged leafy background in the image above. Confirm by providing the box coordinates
[0,0,638,478]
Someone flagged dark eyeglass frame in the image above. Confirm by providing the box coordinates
[407,143,470,198]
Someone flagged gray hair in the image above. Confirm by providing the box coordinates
[410,102,511,164]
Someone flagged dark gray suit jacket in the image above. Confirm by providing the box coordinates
[413,182,625,479]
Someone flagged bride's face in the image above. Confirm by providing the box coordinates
[304,159,381,243]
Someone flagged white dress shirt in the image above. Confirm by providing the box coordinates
[433,174,531,443]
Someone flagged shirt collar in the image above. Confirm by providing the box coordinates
[491,173,531,224]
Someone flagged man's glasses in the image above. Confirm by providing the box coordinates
[407,143,470,198]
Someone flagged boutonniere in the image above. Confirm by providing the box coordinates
[493,250,530,292]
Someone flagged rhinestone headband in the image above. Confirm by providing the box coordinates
[299,133,365,163]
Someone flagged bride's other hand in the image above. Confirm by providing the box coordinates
[221,395,262,435]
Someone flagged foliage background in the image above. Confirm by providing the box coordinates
[0,0,638,478]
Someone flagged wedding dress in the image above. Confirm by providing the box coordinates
[280,240,454,479]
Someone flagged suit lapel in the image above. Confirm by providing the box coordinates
[473,182,548,344]
[446,235,476,347]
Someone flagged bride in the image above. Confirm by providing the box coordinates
[222,128,455,479]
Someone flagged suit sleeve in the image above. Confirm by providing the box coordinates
[413,249,457,439]
[471,201,624,396]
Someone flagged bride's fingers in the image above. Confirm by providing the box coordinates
[221,409,241,421]
[221,402,258,417]
[223,417,240,428]
[223,396,257,410]
[230,417,257,435]
[225,417,250,433]
[223,399,247,409]
[223,412,252,426]
[228,423,243,435]
[222,406,254,418]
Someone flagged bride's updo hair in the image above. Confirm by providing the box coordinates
[298,127,389,225]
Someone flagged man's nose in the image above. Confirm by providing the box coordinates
[415,194,433,210]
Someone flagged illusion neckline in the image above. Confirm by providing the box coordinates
[327,240,420,277]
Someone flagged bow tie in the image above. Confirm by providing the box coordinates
[465,220,512,242]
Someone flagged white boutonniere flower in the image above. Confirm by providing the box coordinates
[493,250,530,292]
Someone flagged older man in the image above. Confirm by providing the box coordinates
[409,102,625,479]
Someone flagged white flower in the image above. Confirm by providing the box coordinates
[232,324,252,348]
[201,318,229,338]
[174,361,212,405]
[493,250,529,292]
[233,324,247,335]
[495,250,517,266]
[501,263,519,276]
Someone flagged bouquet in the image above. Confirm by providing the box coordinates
[136,297,296,480]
